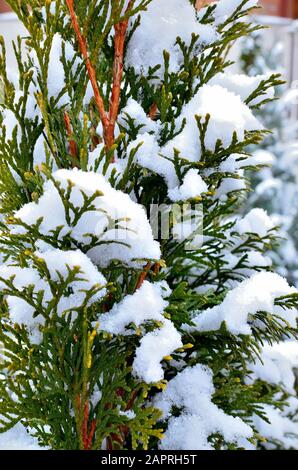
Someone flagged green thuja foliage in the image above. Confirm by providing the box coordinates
[0,0,297,450]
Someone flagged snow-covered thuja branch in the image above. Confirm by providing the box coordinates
[0,0,298,451]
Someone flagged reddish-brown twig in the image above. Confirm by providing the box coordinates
[86,418,97,450]
[66,0,108,132]
[148,102,158,120]
[135,262,151,290]
[76,396,97,450]
[66,0,132,153]
[135,261,161,291]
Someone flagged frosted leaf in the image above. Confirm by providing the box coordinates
[133,319,182,383]
[168,169,208,202]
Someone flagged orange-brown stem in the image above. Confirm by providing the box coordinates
[86,419,97,450]
[66,0,108,136]
[76,396,96,450]
[148,102,158,120]
[135,261,161,291]
[135,262,151,290]
[66,0,132,156]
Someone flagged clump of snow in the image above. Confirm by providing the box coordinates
[133,319,182,383]
[0,264,46,341]
[163,84,262,162]
[271,340,298,369]
[1,92,40,144]
[127,133,179,190]
[37,249,107,311]
[99,280,169,335]
[249,149,276,167]
[0,423,44,450]
[13,169,161,268]
[209,72,275,106]
[40,1,56,20]
[33,134,52,168]
[97,280,182,383]
[187,272,297,335]
[47,33,81,106]
[168,169,208,202]
[1,109,20,143]
[126,0,217,78]
[47,34,68,105]
[235,208,274,238]
[218,151,274,175]
[119,98,159,134]
[119,410,136,420]
[170,205,203,249]
[14,91,40,122]
[247,344,297,393]
[219,155,241,173]
[222,249,271,272]
[215,174,246,200]
[27,33,80,108]
[246,250,271,268]
[154,364,253,450]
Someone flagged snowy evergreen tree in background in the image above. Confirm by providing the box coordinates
[240,25,298,289]
[0,0,298,450]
